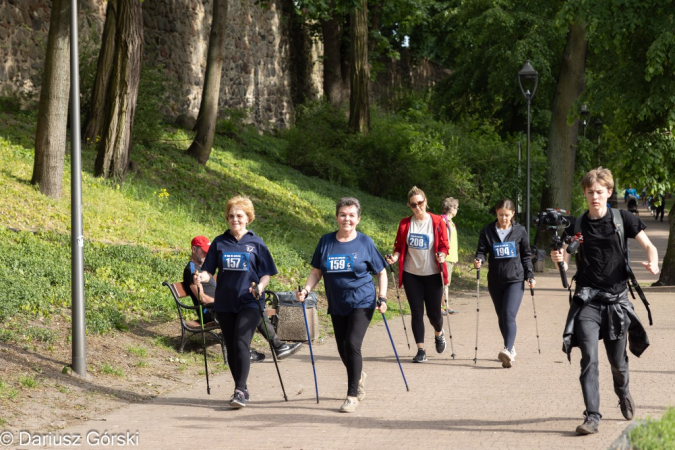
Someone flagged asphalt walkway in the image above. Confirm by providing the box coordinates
[51,205,675,449]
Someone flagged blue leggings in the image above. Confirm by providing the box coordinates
[488,282,524,351]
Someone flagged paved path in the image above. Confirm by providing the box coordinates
[53,207,674,450]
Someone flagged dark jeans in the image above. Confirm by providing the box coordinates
[402,271,444,345]
[217,308,261,392]
[331,308,374,397]
[488,281,524,351]
[575,300,630,422]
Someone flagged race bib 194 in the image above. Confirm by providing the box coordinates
[326,254,355,273]
[408,233,430,250]
[492,242,516,259]
[222,252,250,271]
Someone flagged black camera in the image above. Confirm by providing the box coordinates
[533,209,570,229]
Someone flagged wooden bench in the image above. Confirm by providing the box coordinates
[162,280,226,361]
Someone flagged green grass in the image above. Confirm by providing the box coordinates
[0,381,19,400]
[18,374,38,389]
[0,98,482,337]
[127,345,148,357]
[630,408,675,450]
[100,363,125,377]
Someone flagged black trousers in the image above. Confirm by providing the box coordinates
[217,309,261,392]
[402,271,444,345]
[331,308,374,397]
[575,300,630,422]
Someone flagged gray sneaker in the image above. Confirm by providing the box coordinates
[575,417,599,435]
[412,348,427,363]
[229,389,247,409]
[435,330,446,354]
[357,371,367,401]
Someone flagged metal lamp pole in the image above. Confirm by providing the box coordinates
[580,104,590,139]
[518,61,538,242]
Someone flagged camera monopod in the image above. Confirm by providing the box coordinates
[298,286,320,403]
[378,299,409,391]
[251,282,288,401]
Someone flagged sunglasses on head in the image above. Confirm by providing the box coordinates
[409,200,425,208]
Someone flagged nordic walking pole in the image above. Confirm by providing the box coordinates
[474,266,481,365]
[251,282,288,401]
[386,256,411,350]
[378,300,409,391]
[437,254,456,359]
[299,286,320,403]
[195,270,211,395]
[530,283,541,354]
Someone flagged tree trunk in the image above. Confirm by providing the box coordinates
[31,0,71,199]
[94,0,143,180]
[83,0,117,145]
[348,0,369,134]
[539,22,587,212]
[655,207,675,285]
[285,0,312,107]
[321,13,346,106]
[186,0,228,165]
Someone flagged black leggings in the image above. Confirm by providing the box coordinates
[331,308,374,397]
[402,271,444,345]
[217,308,260,392]
[487,281,524,351]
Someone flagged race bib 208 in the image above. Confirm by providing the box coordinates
[408,233,430,250]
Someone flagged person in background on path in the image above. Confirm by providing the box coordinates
[641,187,648,206]
[297,197,388,413]
[440,197,460,315]
[385,186,449,363]
[185,236,301,363]
[474,198,535,369]
[193,196,278,409]
[551,167,659,436]
[654,193,665,222]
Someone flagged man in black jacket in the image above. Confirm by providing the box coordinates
[551,168,660,435]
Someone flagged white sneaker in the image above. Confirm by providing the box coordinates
[510,347,517,361]
[498,348,513,368]
[357,371,367,401]
[340,397,359,413]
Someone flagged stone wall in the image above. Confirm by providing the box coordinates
[0,0,445,130]
[0,0,323,128]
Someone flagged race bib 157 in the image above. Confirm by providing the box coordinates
[492,242,516,259]
[408,233,430,250]
[222,252,250,271]
[326,254,355,273]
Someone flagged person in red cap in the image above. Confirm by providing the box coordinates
[183,235,301,366]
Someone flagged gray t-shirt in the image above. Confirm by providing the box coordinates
[404,215,439,276]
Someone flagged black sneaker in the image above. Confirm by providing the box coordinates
[250,349,265,363]
[412,348,427,363]
[618,392,634,420]
[274,342,302,360]
[435,330,446,354]
[229,389,247,409]
[575,417,599,435]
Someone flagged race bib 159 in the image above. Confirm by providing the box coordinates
[408,233,430,250]
[222,252,250,271]
[492,242,516,259]
[326,254,355,273]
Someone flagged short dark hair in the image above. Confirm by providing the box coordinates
[336,197,361,217]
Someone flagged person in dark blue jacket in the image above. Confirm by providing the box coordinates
[194,196,278,409]
[297,197,388,413]
[474,198,535,369]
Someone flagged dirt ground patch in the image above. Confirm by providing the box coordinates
[0,317,233,433]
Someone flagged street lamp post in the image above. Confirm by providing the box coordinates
[518,61,538,242]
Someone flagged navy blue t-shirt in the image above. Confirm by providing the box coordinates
[311,232,387,316]
[201,230,278,313]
